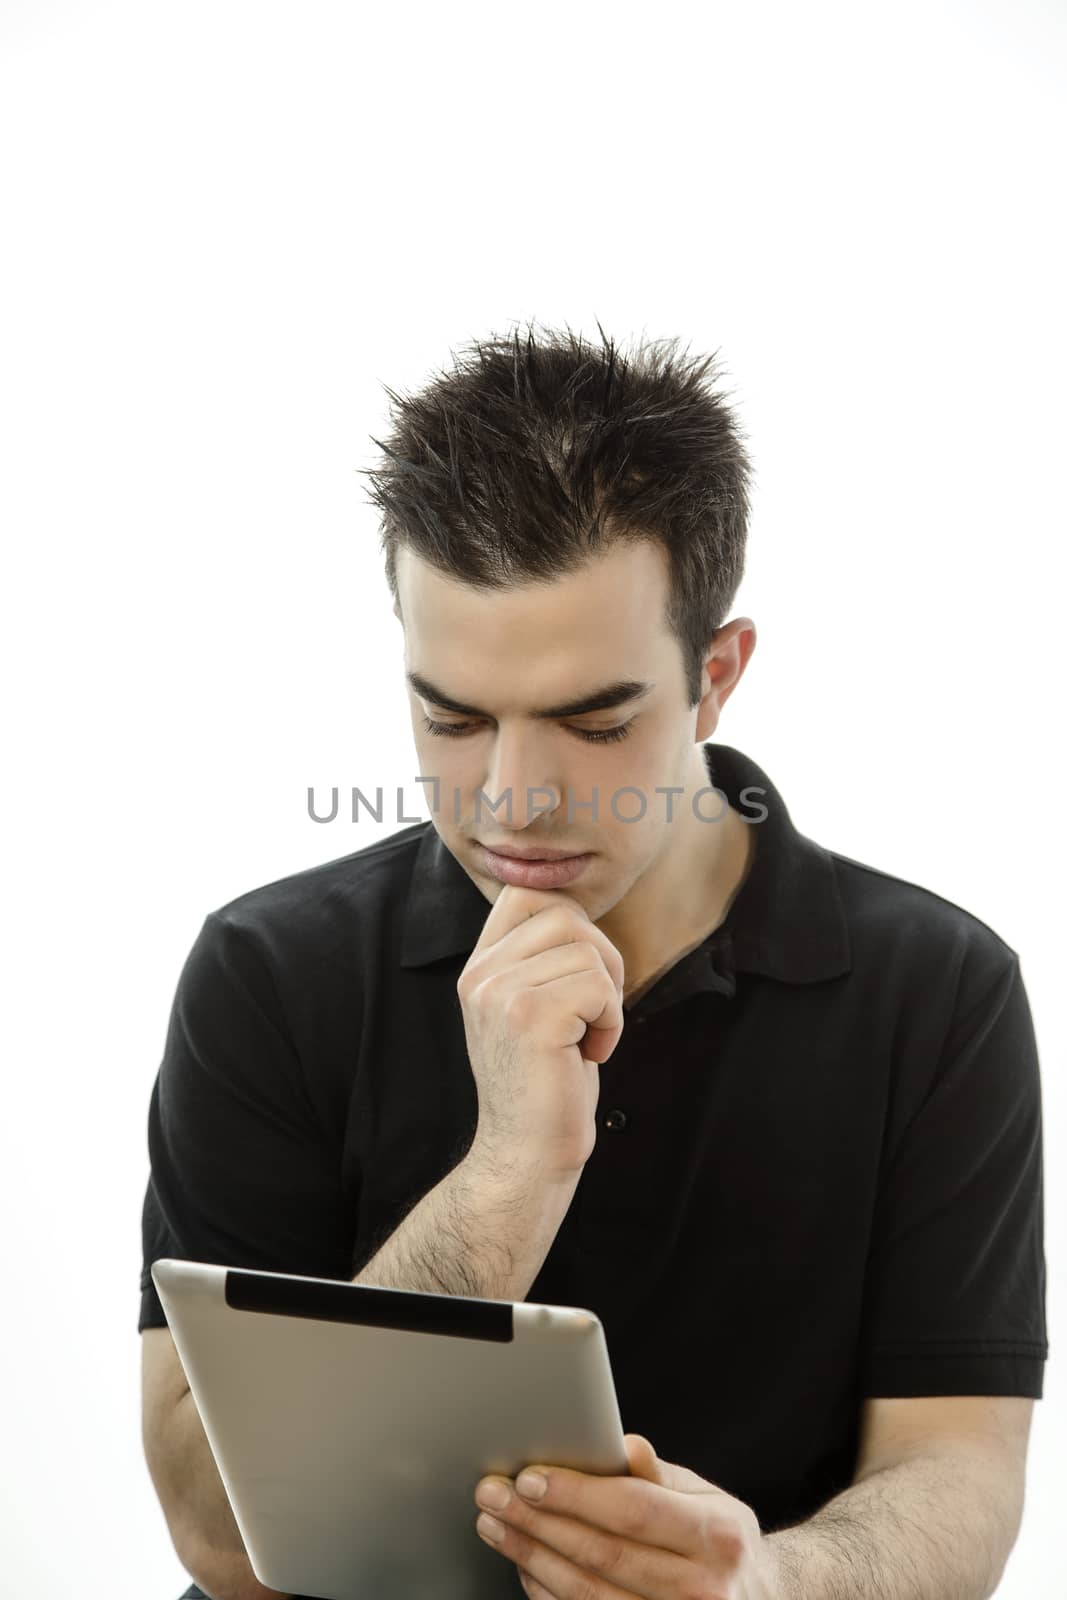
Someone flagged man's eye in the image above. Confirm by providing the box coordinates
[421,716,635,745]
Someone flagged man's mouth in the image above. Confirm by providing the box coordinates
[476,843,586,861]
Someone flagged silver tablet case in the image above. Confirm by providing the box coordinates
[152,1259,629,1600]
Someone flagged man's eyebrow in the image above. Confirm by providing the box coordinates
[405,670,656,720]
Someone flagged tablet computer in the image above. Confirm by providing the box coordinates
[151,1258,629,1600]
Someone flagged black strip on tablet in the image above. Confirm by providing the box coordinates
[224,1270,515,1342]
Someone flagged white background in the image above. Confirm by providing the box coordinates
[1,1,1063,1595]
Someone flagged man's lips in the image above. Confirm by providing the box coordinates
[476,843,589,861]
[477,844,594,888]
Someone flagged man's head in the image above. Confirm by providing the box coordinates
[360,319,757,921]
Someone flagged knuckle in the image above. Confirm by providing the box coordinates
[457,957,487,1001]
[719,1528,746,1566]
[695,1516,743,1579]
[503,1524,533,1564]
[558,907,593,941]
[709,1522,746,1569]
[682,1581,725,1600]
[540,903,571,933]
[476,970,507,1006]
[586,1530,626,1577]
[505,986,538,1025]
[614,1493,650,1542]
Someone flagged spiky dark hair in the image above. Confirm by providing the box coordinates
[358,317,754,708]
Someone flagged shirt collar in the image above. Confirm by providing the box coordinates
[399,742,852,999]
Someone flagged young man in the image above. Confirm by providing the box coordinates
[140,322,1047,1600]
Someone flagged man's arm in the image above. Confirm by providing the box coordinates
[146,1145,579,1600]
[763,1419,1029,1600]
[352,1137,582,1300]
[175,1418,293,1600]
[142,1334,293,1600]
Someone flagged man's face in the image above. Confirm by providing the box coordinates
[394,538,719,922]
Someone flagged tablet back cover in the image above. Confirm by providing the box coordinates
[152,1259,628,1600]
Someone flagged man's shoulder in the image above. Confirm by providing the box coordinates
[828,847,1019,983]
[207,821,433,955]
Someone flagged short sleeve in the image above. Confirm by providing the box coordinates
[139,911,353,1332]
[858,950,1048,1397]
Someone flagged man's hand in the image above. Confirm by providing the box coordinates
[458,884,627,1182]
[473,1433,779,1599]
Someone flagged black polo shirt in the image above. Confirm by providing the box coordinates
[139,740,1048,1534]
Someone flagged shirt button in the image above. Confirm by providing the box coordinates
[604,1108,628,1132]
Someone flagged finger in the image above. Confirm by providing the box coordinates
[626,1433,661,1483]
[470,888,626,995]
[477,1495,701,1600]
[470,885,588,961]
[506,963,625,1063]
[624,1433,730,1498]
[495,941,621,1009]
[477,1466,709,1563]
[531,970,624,1042]
[478,952,622,1063]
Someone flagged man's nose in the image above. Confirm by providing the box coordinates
[479,728,562,829]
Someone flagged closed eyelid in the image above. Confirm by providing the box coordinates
[431,711,618,728]
[421,714,635,744]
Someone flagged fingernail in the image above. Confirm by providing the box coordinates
[516,1470,547,1500]
[477,1477,510,1511]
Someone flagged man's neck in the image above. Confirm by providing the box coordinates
[597,752,756,1009]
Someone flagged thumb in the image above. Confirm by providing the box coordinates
[624,1433,722,1496]
[624,1433,661,1483]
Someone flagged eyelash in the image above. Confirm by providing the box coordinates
[421,716,635,745]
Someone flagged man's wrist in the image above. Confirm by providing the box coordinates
[753,1529,791,1600]
[463,1137,585,1199]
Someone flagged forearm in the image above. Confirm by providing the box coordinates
[763,1447,1020,1600]
[184,1541,291,1600]
[167,1390,292,1600]
[352,1145,581,1302]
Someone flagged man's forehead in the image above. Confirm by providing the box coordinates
[394,543,676,692]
